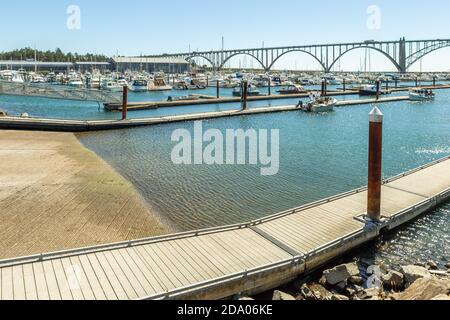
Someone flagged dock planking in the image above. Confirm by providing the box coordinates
[0,156,449,300]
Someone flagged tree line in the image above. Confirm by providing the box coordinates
[0,48,109,62]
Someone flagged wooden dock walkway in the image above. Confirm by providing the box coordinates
[0,96,410,132]
[1,156,449,300]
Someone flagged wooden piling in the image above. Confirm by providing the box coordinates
[367,107,383,222]
[122,86,128,121]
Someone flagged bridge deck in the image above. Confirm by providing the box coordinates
[0,157,449,300]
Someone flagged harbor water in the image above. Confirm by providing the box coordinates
[75,89,450,268]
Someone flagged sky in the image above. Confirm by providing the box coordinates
[1,0,450,71]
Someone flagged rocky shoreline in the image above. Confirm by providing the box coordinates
[241,259,450,301]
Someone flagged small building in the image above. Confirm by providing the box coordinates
[111,56,190,73]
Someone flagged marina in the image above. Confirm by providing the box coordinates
[1,0,450,303]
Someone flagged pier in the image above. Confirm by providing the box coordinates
[0,155,449,300]
[0,96,410,132]
[103,84,450,112]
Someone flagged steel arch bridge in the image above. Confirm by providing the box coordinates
[151,38,450,73]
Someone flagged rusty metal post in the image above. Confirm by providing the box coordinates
[321,80,325,97]
[367,107,383,222]
[385,80,389,91]
[433,76,436,87]
[376,80,380,100]
[343,78,346,91]
[216,80,220,98]
[122,86,128,120]
[415,77,418,87]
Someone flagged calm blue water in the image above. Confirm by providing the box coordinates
[78,89,450,265]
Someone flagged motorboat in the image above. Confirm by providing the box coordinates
[277,84,307,95]
[129,79,148,92]
[301,95,337,113]
[358,84,389,96]
[101,79,123,92]
[232,84,262,97]
[409,88,435,101]
[68,77,84,88]
[148,75,172,91]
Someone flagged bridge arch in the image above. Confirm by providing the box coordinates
[186,55,216,68]
[406,42,450,70]
[328,46,402,72]
[219,52,265,70]
[268,49,327,71]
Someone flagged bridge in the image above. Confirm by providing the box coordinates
[152,38,450,73]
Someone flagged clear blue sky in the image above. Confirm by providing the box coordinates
[2,0,450,71]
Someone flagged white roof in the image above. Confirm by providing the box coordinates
[112,56,189,64]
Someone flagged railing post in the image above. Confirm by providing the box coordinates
[122,85,128,121]
[367,107,383,222]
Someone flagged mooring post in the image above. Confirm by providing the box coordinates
[376,80,380,100]
[416,77,418,87]
[367,107,383,222]
[321,79,326,97]
[386,80,389,91]
[268,78,271,96]
[122,85,128,121]
[433,76,436,87]
[395,79,398,88]
[216,80,220,98]
[241,81,248,111]
[343,78,346,91]
[206,76,209,87]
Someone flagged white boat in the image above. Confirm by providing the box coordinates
[301,95,337,113]
[101,79,123,92]
[11,72,25,83]
[409,88,435,101]
[129,79,148,92]
[68,78,84,88]
[277,84,306,94]
[148,75,172,91]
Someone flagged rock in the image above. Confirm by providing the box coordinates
[426,260,438,270]
[335,281,347,292]
[400,265,431,286]
[238,297,255,301]
[431,294,450,301]
[0,110,7,117]
[20,112,30,118]
[309,284,333,300]
[382,271,405,290]
[358,287,381,300]
[319,276,327,286]
[445,262,450,269]
[331,294,350,301]
[299,284,317,300]
[348,276,364,286]
[394,277,450,300]
[272,290,296,301]
[344,287,357,297]
[323,263,360,286]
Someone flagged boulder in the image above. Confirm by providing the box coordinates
[382,271,405,290]
[445,262,450,269]
[400,265,431,286]
[358,287,381,300]
[0,109,7,117]
[323,263,360,286]
[309,284,333,300]
[394,277,450,300]
[20,112,30,118]
[425,260,438,270]
[331,294,350,301]
[348,276,364,286]
[299,284,317,300]
[238,297,255,301]
[272,290,296,301]
[431,294,450,301]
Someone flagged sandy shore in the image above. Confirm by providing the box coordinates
[0,130,172,260]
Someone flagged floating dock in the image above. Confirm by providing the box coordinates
[103,84,450,112]
[0,96,410,132]
[0,156,449,300]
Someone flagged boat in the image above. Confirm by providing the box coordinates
[301,95,337,113]
[101,79,123,92]
[68,77,84,88]
[277,84,307,95]
[129,79,148,92]
[173,81,189,90]
[148,75,172,91]
[358,84,389,96]
[409,88,435,101]
[232,84,262,97]
[167,95,200,102]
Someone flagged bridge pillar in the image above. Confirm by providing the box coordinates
[398,37,407,73]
